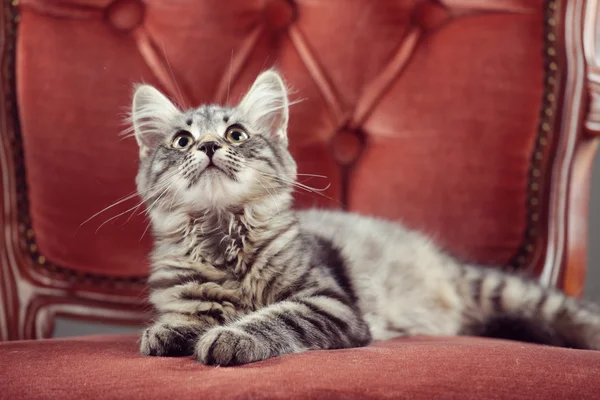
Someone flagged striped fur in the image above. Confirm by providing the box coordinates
[132,70,600,366]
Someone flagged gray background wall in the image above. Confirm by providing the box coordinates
[585,154,600,303]
[52,155,600,338]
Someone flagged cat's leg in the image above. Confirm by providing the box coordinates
[140,312,213,357]
[141,264,240,357]
[195,296,371,366]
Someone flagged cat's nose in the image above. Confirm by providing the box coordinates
[198,141,221,159]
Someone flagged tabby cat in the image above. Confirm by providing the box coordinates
[132,70,600,366]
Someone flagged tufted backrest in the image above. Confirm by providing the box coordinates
[1,0,599,340]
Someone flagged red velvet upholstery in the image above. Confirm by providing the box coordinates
[2,335,600,399]
[17,0,546,277]
[2,0,600,397]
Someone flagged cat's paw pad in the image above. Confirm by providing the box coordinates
[195,326,270,366]
[140,323,198,357]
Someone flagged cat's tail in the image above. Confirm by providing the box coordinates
[459,265,600,349]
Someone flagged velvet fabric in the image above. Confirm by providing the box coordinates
[1,334,599,399]
[16,0,545,277]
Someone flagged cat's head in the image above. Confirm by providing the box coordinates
[131,70,297,215]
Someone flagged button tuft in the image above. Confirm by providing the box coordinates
[412,1,450,32]
[106,0,145,32]
[264,0,296,31]
[331,129,365,166]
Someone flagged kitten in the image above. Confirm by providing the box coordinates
[132,70,600,366]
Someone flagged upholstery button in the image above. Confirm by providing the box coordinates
[331,129,365,166]
[263,0,296,31]
[412,1,450,32]
[106,0,145,32]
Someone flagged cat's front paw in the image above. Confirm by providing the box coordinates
[140,323,199,357]
[195,326,271,366]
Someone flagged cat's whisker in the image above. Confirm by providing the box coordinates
[94,201,147,234]
[263,175,279,198]
[81,168,183,229]
[272,175,331,192]
[254,176,280,214]
[123,202,145,226]
[79,191,141,229]
[125,190,168,226]
[263,175,336,203]
[139,219,152,242]
[144,185,173,215]
[84,169,182,233]
[229,158,337,203]
[295,173,329,179]
[96,189,166,233]
[226,154,329,182]
[244,163,332,193]
[118,133,137,142]
[168,183,183,211]
[118,125,137,141]
[231,158,330,192]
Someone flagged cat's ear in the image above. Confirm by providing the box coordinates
[238,69,289,146]
[131,84,180,156]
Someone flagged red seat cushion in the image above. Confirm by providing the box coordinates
[1,334,599,399]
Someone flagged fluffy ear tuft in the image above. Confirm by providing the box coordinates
[238,69,289,145]
[131,84,180,155]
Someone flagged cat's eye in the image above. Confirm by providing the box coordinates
[225,126,249,144]
[172,131,194,150]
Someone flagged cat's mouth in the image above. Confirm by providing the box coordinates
[204,162,224,173]
[195,162,234,182]
[185,156,239,188]
[202,164,221,175]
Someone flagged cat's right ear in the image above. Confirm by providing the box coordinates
[131,84,179,157]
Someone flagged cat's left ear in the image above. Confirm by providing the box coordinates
[238,69,289,146]
[131,84,180,157]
